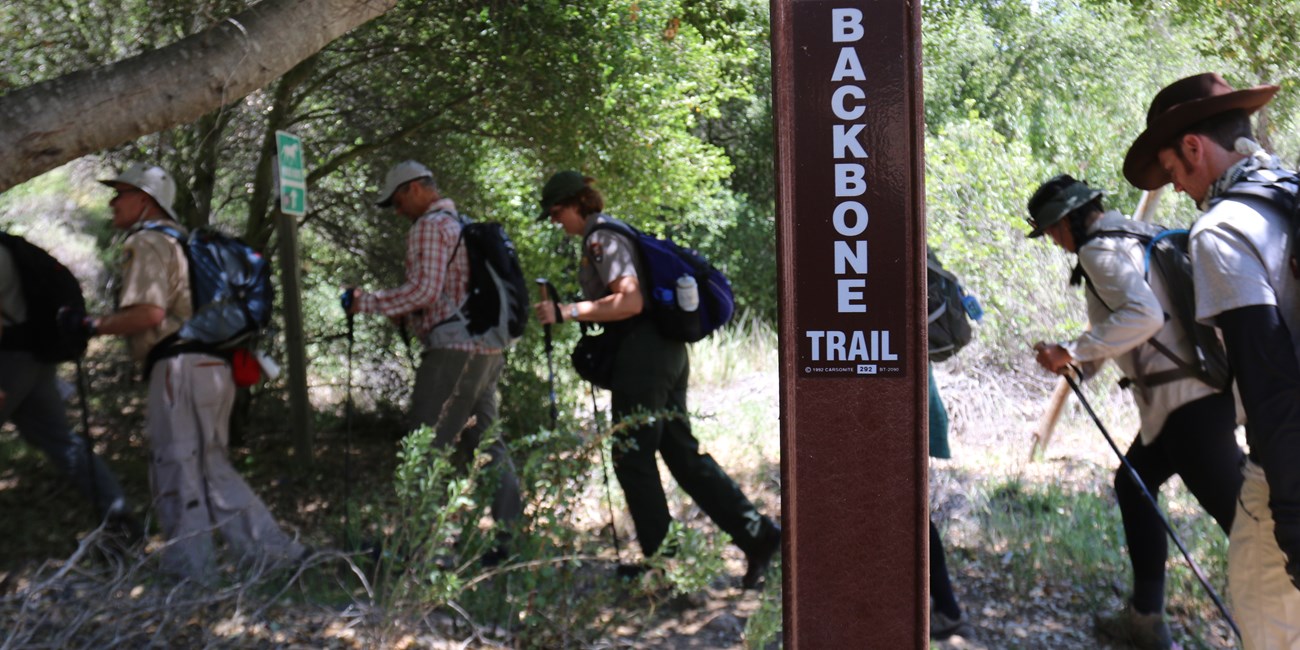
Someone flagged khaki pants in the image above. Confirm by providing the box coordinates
[409,348,521,524]
[147,354,302,579]
[1230,460,1300,649]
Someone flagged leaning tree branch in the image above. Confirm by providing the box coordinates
[0,0,399,192]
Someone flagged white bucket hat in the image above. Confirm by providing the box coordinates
[375,160,434,207]
[99,162,178,220]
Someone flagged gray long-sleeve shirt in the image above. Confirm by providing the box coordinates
[1064,210,1219,443]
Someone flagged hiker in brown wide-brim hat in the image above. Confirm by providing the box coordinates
[1123,73,1279,190]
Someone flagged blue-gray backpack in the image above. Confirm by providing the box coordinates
[141,223,273,358]
[0,232,89,362]
[585,220,735,343]
[926,246,975,361]
[1074,221,1231,392]
[1209,168,1300,279]
[427,212,528,349]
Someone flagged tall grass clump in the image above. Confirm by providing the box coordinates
[689,311,777,388]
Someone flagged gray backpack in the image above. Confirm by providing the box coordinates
[1076,223,1231,392]
[927,247,974,362]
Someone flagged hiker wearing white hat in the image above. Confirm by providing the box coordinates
[347,160,522,565]
[84,162,305,581]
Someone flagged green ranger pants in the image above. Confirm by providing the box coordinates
[608,318,777,558]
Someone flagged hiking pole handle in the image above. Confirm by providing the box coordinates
[340,287,358,338]
[340,287,354,312]
[1062,370,1242,642]
[535,278,559,427]
[535,279,562,324]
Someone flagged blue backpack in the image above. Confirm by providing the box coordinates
[142,223,274,350]
[586,221,735,343]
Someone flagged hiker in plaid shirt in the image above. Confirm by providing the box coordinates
[347,161,522,566]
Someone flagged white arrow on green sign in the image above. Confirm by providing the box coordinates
[276,130,308,217]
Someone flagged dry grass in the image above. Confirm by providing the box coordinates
[932,360,1240,650]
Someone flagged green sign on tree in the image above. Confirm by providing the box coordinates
[275,130,307,217]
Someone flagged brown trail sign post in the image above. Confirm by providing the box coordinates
[773,1,928,646]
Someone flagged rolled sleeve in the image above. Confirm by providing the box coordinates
[359,216,451,318]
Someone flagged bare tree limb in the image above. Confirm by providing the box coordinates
[0,0,399,192]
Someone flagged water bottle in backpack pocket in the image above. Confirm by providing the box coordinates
[585,220,734,343]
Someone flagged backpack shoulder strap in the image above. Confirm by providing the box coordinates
[1072,222,1163,285]
[582,219,641,262]
[925,254,958,284]
[425,208,466,272]
[1217,171,1300,209]
[585,219,639,241]
[139,221,186,243]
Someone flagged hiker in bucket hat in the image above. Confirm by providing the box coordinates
[1028,173,1243,649]
[1126,73,1300,648]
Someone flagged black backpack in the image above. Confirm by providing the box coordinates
[1075,221,1231,391]
[429,212,528,349]
[927,247,974,361]
[0,233,89,363]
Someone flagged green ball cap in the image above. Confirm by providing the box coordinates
[1026,177,1103,238]
[538,170,586,221]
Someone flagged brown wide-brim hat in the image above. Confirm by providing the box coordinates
[1123,73,1279,190]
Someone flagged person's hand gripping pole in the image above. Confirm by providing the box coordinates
[536,279,560,427]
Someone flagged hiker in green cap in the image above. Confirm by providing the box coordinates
[1027,173,1242,650]
[531,170,781,589]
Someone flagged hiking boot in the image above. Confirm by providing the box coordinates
[931,609,975,640]
[104,509,145,547]
[742,523,781,590]
[1095,603,1172,650]
[617,562,650,581]
[480,544,510,568]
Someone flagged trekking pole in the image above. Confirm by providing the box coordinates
[1062,370,1241,641]
[535,279,559,428]
[341,289,356,549]
[74,356,102,522]
[589,384,623,563]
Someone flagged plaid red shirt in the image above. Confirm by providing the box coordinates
[357,199,491,352]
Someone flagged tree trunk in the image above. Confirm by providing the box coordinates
[187,106,238,228]
[0,0,397,192]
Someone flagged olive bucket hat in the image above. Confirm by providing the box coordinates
[537,170,586,221]
[1123,73,1278,190]
[1026,175,1103,238]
